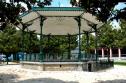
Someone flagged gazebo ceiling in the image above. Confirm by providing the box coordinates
[20,7,103,35]
[26,17,93,35]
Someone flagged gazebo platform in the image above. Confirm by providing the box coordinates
[20,61,113,71]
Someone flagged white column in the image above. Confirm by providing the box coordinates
[102,48,104,58]
[95,49,96,55]
[110,48,112,58]
[118,48,121,59]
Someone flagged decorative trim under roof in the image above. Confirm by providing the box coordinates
[20,7,84,18]
[32,7,84,11]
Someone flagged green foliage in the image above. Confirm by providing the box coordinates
[22,31,39,53]
[70,0,77,6]
[81,33,95,55]
[14,0,52,9]
[0,24,40,54]
[114,61,126,66]
[0,24,20,54]
[71,0,126,22]
[0,0,52,30]
[118,19,126,48]
[98,22,126,49]
[98,23,115,48]
[81,20,126,52]
[42,35,77,55]
[0,1,21,30]
[82,33,95,50]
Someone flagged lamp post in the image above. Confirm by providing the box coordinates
[39,16,46,62]
[75,16,81,61]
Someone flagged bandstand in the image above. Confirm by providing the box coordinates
[19,7,113,71]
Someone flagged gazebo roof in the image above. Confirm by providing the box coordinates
[20,7,103,35]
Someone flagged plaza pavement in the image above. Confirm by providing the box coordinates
[0,64,126,83]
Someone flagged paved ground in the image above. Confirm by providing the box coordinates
[0,64,126,83]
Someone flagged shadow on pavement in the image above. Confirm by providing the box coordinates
[0,73,19,83]
[98,79,126,83]
[1,73,126,83]
[17,78,78,83]
[0,73,78,83]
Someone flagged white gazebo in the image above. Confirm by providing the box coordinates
[19,7,115,71]
[19,7,103,62]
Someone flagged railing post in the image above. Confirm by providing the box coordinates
[68,34,71,59]
[85,31,90,60]
[22,24,27,61]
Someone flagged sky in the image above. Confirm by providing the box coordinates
[49,0,71,7]
[50,0,126,9]
[114,2,126,10]
[5,0,126,8]
[5,0,71,7]
[112,3,126,28]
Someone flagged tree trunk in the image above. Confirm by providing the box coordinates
[107,48,110,61]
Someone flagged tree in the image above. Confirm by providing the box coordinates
[115,19,126,58]
[42,35,77,59]
[0,1,21,30]
[0,24,20,64]
[20,30,40,53]
[70,0,126,22]
[97,21,126,59]
[81,33,95,53]
[112,29,123,58]
[98,23,115,48]
[0,23,41,63]
[0,0,52,30]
